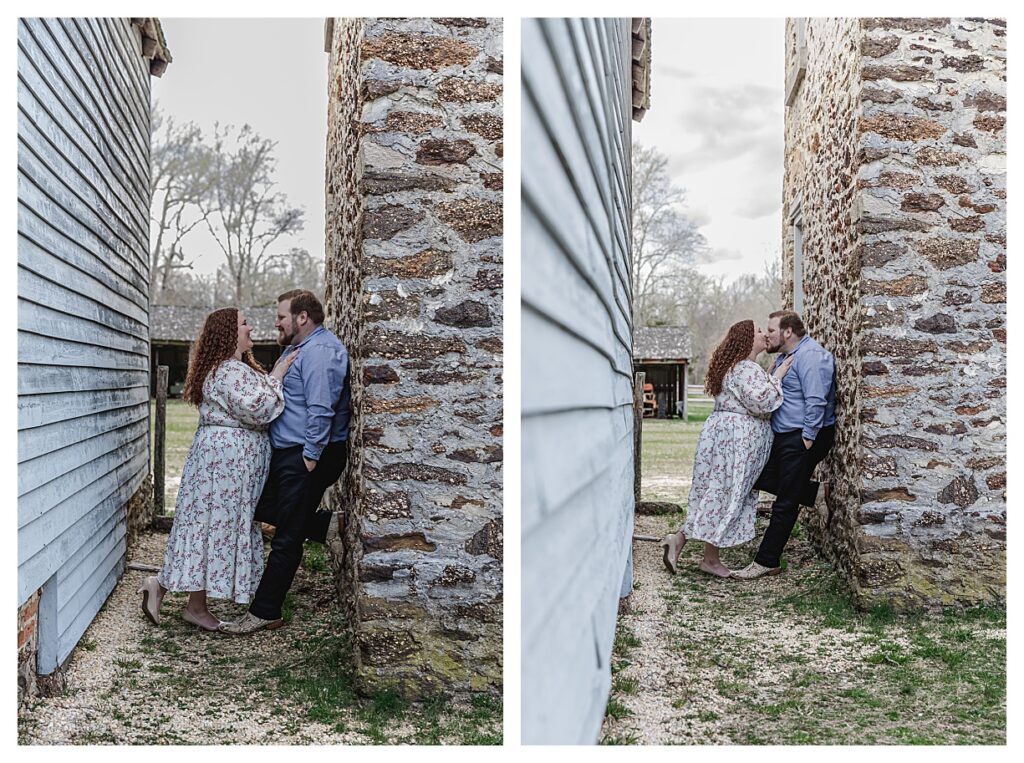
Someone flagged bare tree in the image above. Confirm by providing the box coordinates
[149,104,214,302]
[250,247,326,306]
[631,142,707,326]
[199,124,304,307]
[157,268,217,307]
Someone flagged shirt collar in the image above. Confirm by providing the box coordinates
[281,324,325,355]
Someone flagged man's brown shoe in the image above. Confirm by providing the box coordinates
[218,612,285,635]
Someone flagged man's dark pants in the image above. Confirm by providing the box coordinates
[751,425,835,569]
[250,440,347,621]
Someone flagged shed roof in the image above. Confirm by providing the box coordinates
[151,305,279,343]
[634,326,690,361]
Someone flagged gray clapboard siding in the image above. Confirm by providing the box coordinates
[58,539,127,662]
[522,17,636,745]
[19,452,148,608]
[19,20,149,240]
[18,365,150,396]
[23,19,150,204]
[19,420,149,508]
[18,179,147,301]
[19,239,149,326]
[18,446,149,565]
[17,17,152,672]
[18,268,148,342]
[18,386,151,431]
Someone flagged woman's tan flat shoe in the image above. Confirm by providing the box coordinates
[697,561,732,579]
[182,610,222,632]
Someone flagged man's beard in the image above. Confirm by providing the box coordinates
[277,328,296,346]
[767,341,782,353]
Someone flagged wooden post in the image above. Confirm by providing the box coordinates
[633,371,646,504]
[154,365,168,517]
[681,362,689,421]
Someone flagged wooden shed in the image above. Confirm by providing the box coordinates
[521,17,651,744]
[17,17,170,696]
[150,305,282,396]
[633,326,691,419]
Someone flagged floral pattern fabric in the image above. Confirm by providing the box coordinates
[682,360,784,547]
[158,359,284,603]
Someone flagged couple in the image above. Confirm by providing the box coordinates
[660,310,836,579]
[138,289,351,634]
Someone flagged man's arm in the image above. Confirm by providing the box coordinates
[798,349,832,444]
[300,343,346,467]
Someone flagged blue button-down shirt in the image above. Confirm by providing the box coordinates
[769,335,836,441]
[269,325,350,460]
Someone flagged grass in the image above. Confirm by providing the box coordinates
[302,541,329,573]
[598,412,1006,745]
[638,418,701,503]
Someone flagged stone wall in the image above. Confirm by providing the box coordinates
[783,17,1006,609]
[324,17,503,697]
[126,474,154,545]
[18,590,40,706]
[781,17,865,597]
[324,15,367,651]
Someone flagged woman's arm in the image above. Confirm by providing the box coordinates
[210,361,285,427]
[730,361,784,415]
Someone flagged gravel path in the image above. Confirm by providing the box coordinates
[600,513,1006,745]
[18,530,500,745]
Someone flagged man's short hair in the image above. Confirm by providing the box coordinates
[278,289,325,325]
[769,309,806,337]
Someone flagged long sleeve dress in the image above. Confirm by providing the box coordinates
[158,359,285,604]
[682,360,784,548]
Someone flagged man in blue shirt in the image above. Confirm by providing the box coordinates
[733,310,836,580]
[222,289,350,634]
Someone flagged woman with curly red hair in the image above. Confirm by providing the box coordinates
[138,308,298,629]
[659,320,794,577]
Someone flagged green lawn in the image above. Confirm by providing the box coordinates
[638,401,710,505]
[149,398,199,511]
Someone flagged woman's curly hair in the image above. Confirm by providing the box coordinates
[704,319,755,397]
[182,307,266,407]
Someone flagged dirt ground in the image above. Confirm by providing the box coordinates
[17,530,501,745]
[599,512,1006,745]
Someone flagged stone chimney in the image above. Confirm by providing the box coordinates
[323,17,502,697]
[782,17,1005,609]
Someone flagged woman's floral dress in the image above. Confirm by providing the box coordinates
[158,359,284,603]
[682,360,784,547]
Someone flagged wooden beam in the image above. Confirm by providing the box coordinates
[633,371,646,504]
[324,18,335,53]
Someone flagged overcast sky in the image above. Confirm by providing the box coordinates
[634,18,785,283]
[152,18,328,277]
